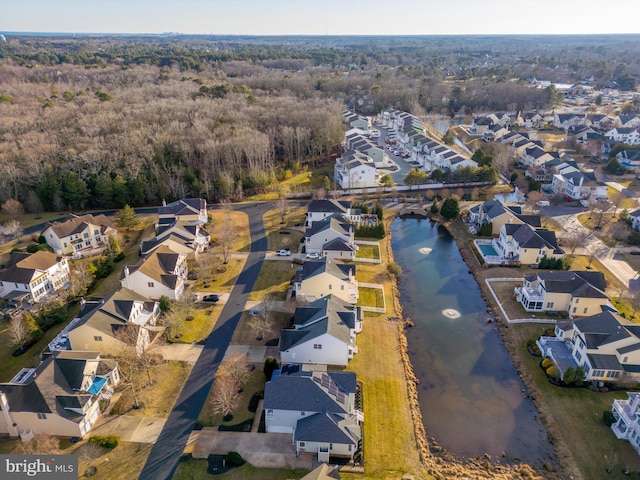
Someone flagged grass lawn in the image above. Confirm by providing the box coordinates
[74,441,153,480]
[279,162,336,195]
[248,261,297,301]
[569,254,625,292]
[489,279,560,321]
[355,243,380,260]
[189,258,244,294]
[509,323,640,480]
[344,317,427,479]
[357,286,384,310]
[173,304,223,343]
[209,209,250,252]
[263,205,307,229]
[0,211,68,230]
[110,360,191,417]
[198,367,265,428]
[541,216,565,232]
[173,459,308,480]
[576,213,619,248]
[265,229,304,252]
[231,311,292,346]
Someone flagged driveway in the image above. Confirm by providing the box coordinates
[192,430,313,470]
[224,345,280,363]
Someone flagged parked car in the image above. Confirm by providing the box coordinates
[276,249,291,256]
[202,294,220,302]
[306,252,320,259]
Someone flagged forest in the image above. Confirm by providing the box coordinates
[0,34,639,211]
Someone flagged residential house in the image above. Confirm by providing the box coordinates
[520,112,544,129]
[264,365,362,461]
[567,125,600,144]
[305,215,355,257]
[345,134,384,164]
[469,116,495,135]
[482,124,510,142]
[41,214,117,258]
[604,128,640,146]
[306,200,362,226]
[468,200,541,236]
[300,464,342,480]
[0,251,70,303]
[538,311,640,384]
[522,146,558,167]
[515,270,610,315]
[140,219,210,257]
[157,198,208,225]
[0,351,119,440]
[293,258,358,304]
[49,288,161,355]
[617,114,640,129]
[525,158,565,183]
[553,113,585,131]
[611,392,640,454]
[280,295,363,367]
[333,151,380,189]
[343,110,371,131]
[121,245,188,300]
[550,170,607,201]
[616,150,640,172]
[494,223,563,266]
[586,113,614,131]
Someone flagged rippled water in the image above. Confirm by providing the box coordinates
[391,217,555,465]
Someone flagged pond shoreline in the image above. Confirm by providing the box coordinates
[383,216,559,480]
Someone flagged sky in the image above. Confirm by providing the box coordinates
[1,0,639,36]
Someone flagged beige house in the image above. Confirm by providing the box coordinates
[494,223,563,267]
[121,245,188,300]
[140,219,210,257]
[0,351,118,440]
[157,198,208,225]
[515,270,610,316]
[468,200,540,236]
[294,259,358,304]
[0,251,70,303]
[50,288,161,355]
[41,214,117,257]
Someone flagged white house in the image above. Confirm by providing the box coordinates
[264,366,362,461]
[550,171,607,201]
[121,245,188,300]
[617,114,640,129]
[553,113,585,130]
[157,198,208,225]
[629,209,640,231]
[604,128,640,146]
[306,200,361,227]
[50,288,161,355]
[294,258,358,304]
[611,392,640,454]
[519,111,544,129]
[280,295,363,367]
[334,152,380,189]
[538,311,640,383]
[0,351,119,440]
[522,146,558,167]
[468,200,541,236]
[305,215,355,256]
[41,214,117,257]
[0,251,70,303]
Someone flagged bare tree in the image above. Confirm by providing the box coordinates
[563,230,589,257]
[77,442,106,468]
[1,198,25,219]
[68,260,95,298]
[586,243,598,269]
[525,191,545,215]
[15,435,61,455]
[630,294,640,320]
[196,251,221,287]
[590,199,612,230]
[247,311,274,342]
[3,219,23,239]
[7,316,32,351]
[276,194,289,224]
[470,187,480,201]
[210,375,240,420]
[217,202,236,264]
[114,326,159,386]
[610,191,626,218]
[220,352,251,388]
[115,336,142,409]
[24,191,44,216]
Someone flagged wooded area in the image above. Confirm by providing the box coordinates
[0,34,638,210]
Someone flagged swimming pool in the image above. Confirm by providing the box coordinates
[477,242,498,257]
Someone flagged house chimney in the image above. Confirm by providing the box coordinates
[162,199,166,207]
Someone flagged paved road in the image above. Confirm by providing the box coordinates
[138,202,270,480]
[376,126,416,184]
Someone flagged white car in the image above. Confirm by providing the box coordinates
[276,249,291,256]
[306,252,320,259]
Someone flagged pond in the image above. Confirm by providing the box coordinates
[391,217,555,466]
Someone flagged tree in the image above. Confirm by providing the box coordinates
[563,230,589,257]
[210,375,240,420]
[7,316,32,351]
[1,198,25,219]
[220,352,251,388]
[525,190,545,215]
[217,202,236,264]
[247,308,274,342]
[603,157,627,175]
[196,251,221,287]
[15,435,61,455]
[430,169,446,183]
[403,168,429,186]
[263,357,280,382]
[276,194,289,224]
[440,197,460,220]
[380,174,393,187]
[115,331,143,408]
[68,259,95,298]
[3,219,23,239]
[24,191,44,216]
[591,199,612,230]
[114,204,139,230]
[23,311,43,343]
[158,295,172,313]
[471,148,493,167]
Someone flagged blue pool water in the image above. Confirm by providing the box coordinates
[477,243,498,257]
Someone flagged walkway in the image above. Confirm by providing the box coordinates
[139,203,270,480]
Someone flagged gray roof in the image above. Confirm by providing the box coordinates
[533,270,607,297]
[157,198,205,217]
[574,311,632,349]
[294,412,361,445]
[504,224,562,253]
[587,353,622,371]
[306,215,352,238]
[264,370,355,413]
[295,258,355,284]
[323,238,356,253]
[308,200,351,214]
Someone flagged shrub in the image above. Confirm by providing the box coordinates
[545,365,560,379]
[478,222,493,236]
[541,357,553,369]
[430,200,439,214]
[263,357,279,382]
[23,311,43,342]
[225,451,245,467]
[114,251,126,262]
[88,436,119,449]
[603,410,616,427]
[159,295,172,313]
[387,262,402,280]
[355,223,385,239]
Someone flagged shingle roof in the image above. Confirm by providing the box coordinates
[0,251,64,285]
[535,270,607,296]
[294,412,361,445]
[574,311,631,349]
[587,353,622,371]
[157,198,205,217]
[42,213,114,238]
[123,245,183,287]
[296,258,355,284]
[308,200,351,214]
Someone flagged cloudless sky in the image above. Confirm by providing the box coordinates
[2,0,639,36]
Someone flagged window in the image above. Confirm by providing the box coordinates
[575,298,580,304]
[266,409,273,418]
[572,307,577,313]
[328,284,332,290]
[300,411,305,416]
[94,336,102,342]
[546,302,554,309]
[583,308,588,314]
[148,282,154,287]
[313,344,322,350]
[329,443,333,450]
[341,285,344,290]
[299,442,305,448]
[37,413,47,420]
[83,233,89,239]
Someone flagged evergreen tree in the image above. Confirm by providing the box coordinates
[440,197,460,220]
[115,204,139,230]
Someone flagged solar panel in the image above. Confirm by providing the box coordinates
[336,393,345,403]
[313,377,321,383]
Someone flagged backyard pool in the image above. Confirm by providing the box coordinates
[476,242,499,257]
